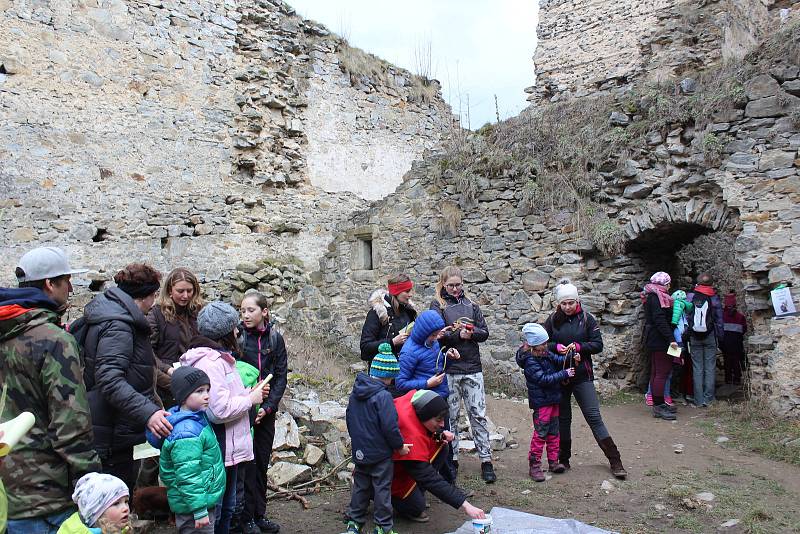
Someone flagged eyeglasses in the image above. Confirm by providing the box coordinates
[445,283,463,289]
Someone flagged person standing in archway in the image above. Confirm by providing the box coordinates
[642,272,680,421]
[721,294,746,385]
[686,273,724,406]
[544,279,627,479]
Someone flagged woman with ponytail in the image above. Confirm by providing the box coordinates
[544,279,627,480]
[359,274,417,365]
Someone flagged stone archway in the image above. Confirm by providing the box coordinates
[603,198,741,388]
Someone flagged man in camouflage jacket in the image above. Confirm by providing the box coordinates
[0,247,100,532]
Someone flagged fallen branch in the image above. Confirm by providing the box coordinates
[292,457,351,490]
[289,493,311,509]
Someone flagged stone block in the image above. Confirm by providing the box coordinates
[744,74,780,100]
[268,462,311,487]
[487,269,511,283]
[303,444,325,466]
[745,93,800,118]
[309,401,347,435]
[273,412,301,451]
[325,440,349,466]
[758,149,796,171]
[782,79,800,97]
[768,264,793,284]
[622,183,653,199]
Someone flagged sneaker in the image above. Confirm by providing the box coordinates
[255,518,280,534]
[405,512,429,523]
[665,395,674,406]
[344,521,362,534]
[480,461,497,483]
[645,393,653,406]
[663,403,677,413]
[653,404,677,420]
[243,521,260,534]
[373,528,398,534]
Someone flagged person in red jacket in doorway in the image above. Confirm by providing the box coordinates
[391,390,486,524]
[721,294,747,385]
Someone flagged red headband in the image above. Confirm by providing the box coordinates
[388,280,413,296]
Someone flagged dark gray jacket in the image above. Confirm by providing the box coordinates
[80,287,160,457]
[429,290,489,375]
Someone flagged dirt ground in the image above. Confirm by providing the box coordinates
[263,396,800,534]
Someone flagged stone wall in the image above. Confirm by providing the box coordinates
[528,0,781,104]
[303,42,451,200]
[301,60,800,414]
[0,0,449,295]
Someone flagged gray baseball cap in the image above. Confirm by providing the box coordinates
[16,247,88,282]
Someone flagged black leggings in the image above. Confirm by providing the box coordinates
[559,380,610,460]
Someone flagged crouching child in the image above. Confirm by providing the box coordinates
[146,367,225,533]
[344,343,411,534]
[516,323,579,482]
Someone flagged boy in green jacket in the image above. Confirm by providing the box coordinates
[146,367,226,533]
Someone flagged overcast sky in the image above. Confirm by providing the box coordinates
[289,0,539,128]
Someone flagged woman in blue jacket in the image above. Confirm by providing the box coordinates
[396,310,460,481]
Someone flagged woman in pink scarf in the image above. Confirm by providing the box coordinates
[641,272,680,420]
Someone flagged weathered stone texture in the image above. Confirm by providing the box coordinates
[529,0,777,104]
[0,0,449,294]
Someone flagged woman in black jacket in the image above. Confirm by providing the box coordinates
[359,274,417,364]
[543,279,627,479]
[81,263,171,492]
[146,267,204,407]
[641,271,680,421]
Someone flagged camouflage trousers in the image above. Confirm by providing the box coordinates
[446,372,492,462]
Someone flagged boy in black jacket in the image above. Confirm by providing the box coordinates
[516,323,578,482]
[345,343,411,534]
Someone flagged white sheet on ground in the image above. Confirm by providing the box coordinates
[446,507,617,534]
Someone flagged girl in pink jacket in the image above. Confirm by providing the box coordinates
[181,301,269,534]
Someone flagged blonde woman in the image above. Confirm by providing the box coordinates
[430,266,496,483]
[147,268,205,406]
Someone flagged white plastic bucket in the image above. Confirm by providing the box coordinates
[472,514,492,534]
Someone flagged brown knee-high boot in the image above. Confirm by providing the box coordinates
[598,436,627,479]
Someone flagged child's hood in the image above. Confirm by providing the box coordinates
[409,309,445,344]
[351,372,388,400]
[145,406,206,449]
[180,346,232,367]
[515,346,531,369]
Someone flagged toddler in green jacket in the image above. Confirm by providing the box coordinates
[146,366,226,533]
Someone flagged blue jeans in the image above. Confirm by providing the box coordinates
[215,465,238,534]
[691,334,718,406]
[7,509,73,534]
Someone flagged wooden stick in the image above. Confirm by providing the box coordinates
[291,457,350,490]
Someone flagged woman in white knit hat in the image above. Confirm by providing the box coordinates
[543,279,627,479]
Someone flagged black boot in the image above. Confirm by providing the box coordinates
[598,436,627,480]
[558,438,571,470]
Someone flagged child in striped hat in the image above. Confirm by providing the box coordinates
[344,343,410,534]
